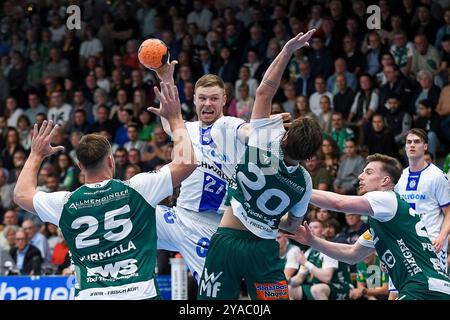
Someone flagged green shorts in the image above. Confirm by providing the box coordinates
[197,227,289,300]
[398,289,450,300]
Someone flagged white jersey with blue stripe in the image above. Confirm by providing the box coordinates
[176,116,246,215]
[395,163,450,248]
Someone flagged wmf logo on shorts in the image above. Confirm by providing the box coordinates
[66,5,81,30]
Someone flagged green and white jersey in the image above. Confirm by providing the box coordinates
[305,248,351,288]
[357,190,450,296]
[33,166,173,300]
[227,116,312,239]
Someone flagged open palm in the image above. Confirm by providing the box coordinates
[284,29,316,55]
[31,120,65,158]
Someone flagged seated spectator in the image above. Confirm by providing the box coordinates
[335,214,368,245]
[51,230,68,269]
[411,34,440,76]
[68,109,90,135]
[304,154,333,191]
[47,91,72,129]
[348,74,379,140]
[137,108,157,142]
[330,112,355,153]
[228,83,254,121]
[317,96,334,134]
[124,164,141,180]
[41,223,59,256]
[22,219,51,263]
[295,60,315,97]
[124,124,147,157]
[10,229,42,275]
[55,153,77,191]
[24,92,48,124]
[413,99,442,160]
[378,64,415,113]
[333,74,355,120]
[390,31,413,76]
[5,96,24,128]
[289,220,352,300]
[350,252,389,300]
[1,127,26,171]
[0,169,15,213]
[327,58,357,95]
[342,35,366,75]
[281,82,297,116]
[293,96,316,120]
[410,70,440,116]
[308,36,333,78]
[309,76,333,117]
[44,47,71,79]
[234,65,258,99]
[113,147,128,180]
[383,94,412,149]
[318,137,340,178]
[334,139,366,195]
[364,113,398,157]
[276,230,301,282]
[271,102,285,115]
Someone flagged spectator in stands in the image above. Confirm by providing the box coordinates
[379,64,414,114]
[79,25,103,65]
[390,31,413,76]
[342,35,366,76]
[319,137,340,178]
[295,60,315,97]
[413,99,442,160]
[310,76,333,117]
[334,139,366,195]
[26,49,44,89]
[113,147,128,180]
[45,47,71,79]
[124,124,147,157]
[410,4,440,45]
[114,108,134,147]
[333,74,355,120]
[364,113,398,157]
[1,127,25,171]
[41,223,59,257]
[88,104,114,136]
[234,65,257,99]
[293,95,316,120]
[10,228,42,275]
[384,94,412,149]
[334,214,368,245]
[327,58,357,95]
[330,111,355,153]
[5,96,24,128]
[410,70,440,115]
[24,92,47,124]
[47,91,72,129]
[16,115,32,151]
[411,34,440,76]
[317,95,334,134]
[304,153,334,191]
[308,36,333,78]
[55,153,77,191]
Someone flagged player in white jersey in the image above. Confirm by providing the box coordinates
[151,62,251,281]
[390,128,450,298]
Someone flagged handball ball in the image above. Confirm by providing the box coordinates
[138,38,169,70]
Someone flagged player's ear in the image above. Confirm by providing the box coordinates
[424,143,428,151]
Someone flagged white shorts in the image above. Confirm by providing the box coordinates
[156,205,221,283]
[388,249,448,292]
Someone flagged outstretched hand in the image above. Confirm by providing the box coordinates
[31,120,65,158]
[284,29,316,55]
[285,221,314,245]
[149,82,182,120]
[154,60,178,83]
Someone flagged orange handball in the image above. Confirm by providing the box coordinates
[138,38,169,70]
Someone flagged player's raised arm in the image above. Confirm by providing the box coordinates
[149,82,196,187]
[14,121,65,213]
[251,29,316,120]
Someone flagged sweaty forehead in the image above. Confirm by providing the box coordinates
[195,86,224,97]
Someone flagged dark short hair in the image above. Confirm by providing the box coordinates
[366,153,403,185]
[283,117,323,161]
[406,128,428,144]
[77,134,111,169]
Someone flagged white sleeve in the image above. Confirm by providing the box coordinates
[128,165,173,207]
[363,191,397,222]
[350,92,359,113]
[249,116,285,150]
[357,230,375,248]
[434,171,450,207]
[290,173,312,218]
[33,191,70,225]
[285,246,301,270]
[321,254,339,269]
[369,92,379,112]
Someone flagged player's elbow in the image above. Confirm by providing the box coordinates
[255,86,274,101]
